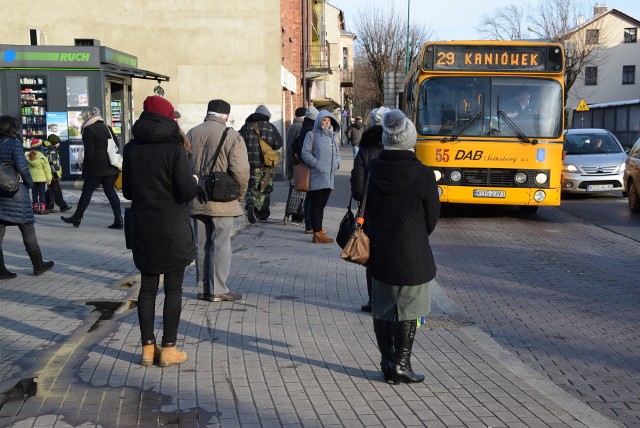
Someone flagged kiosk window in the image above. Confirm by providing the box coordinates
[66,76,89,107]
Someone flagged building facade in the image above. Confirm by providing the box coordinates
[0,1,353,141]
[566,8,640,109]
[564,7,640,146]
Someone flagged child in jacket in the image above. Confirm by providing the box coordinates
[25,138,52,214]
[44,134,71,213]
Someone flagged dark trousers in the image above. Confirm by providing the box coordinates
[308,188,332,233]
[31,182,46,205]
[0,223,39,253]
[137,269,185,346]
[75,175,121,218]
[304,195,312,230]
[46,179,69,210]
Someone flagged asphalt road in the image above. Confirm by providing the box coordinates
[559,191,640,242]
[433,201,640,427]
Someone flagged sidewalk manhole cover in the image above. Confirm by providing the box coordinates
[423,314,474,329]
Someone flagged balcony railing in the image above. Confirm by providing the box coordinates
[341,67,354,87]
[306,43,330,70]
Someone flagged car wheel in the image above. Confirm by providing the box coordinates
[519,205,538,214]
[629,181,640,213]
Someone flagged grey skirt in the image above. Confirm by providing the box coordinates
[371,278,434,321]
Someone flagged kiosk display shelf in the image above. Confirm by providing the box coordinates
[20,76,48,147]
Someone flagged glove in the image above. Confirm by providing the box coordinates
[196,185,208,204]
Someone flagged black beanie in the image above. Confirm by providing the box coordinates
[295,107,306,117]
[207,99,231,114]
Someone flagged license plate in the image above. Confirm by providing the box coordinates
[473,189,506,198]
[586,184,614,191]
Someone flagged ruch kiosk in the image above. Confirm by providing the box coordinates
[0,39,169,179]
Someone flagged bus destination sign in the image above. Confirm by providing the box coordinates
[427,45,550,72]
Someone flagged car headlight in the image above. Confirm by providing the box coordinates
[535,172,548,185]
[563,164,579,173]
[515,172,527,184]
[619,162,626,172]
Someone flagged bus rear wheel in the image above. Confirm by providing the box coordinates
[519,205,538,214]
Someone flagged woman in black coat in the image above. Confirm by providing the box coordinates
[122,96,198,367]
[61,107,122,228]
[350,106,388,312]
[366,110,440,385]
[0,116,54,278]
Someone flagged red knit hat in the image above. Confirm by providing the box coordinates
[143,95,175,119]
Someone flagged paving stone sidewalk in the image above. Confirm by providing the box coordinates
[0,149,619,427]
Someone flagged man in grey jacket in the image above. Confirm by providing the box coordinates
[187,99,250,302]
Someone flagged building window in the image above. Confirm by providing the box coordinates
[624,28,637,43]
[623,65,636,84]
[585,66,598,85]
[585,29,600,44]
[342,47,348,70]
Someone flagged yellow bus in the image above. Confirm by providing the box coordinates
[401,41,565,213]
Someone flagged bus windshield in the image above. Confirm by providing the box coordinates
[416,77,563,139]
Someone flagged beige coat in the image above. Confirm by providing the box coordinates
[187,115,250,217]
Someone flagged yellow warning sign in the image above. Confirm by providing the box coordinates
[576,99,590,112]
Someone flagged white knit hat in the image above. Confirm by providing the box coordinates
[382,109,417,151]
[369,106,390,127]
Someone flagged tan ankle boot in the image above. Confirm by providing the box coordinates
[159,345,187,367]
[141,344,161,366]
[312,231,334,244]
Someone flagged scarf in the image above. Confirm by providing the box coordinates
[81,114,104,132]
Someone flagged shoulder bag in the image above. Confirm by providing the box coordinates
[340,174,370,266]
[293,132,313,192]
[199,128,240,203]
[336,196,356,249]
[106,127,123,171]
[253,123,281,167]
[0,138,20,193]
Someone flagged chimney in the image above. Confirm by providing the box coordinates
[594,5,608,16]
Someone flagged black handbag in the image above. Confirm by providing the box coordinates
[198,128,240,203]
[336,197,356,249]
[0,138,19,193]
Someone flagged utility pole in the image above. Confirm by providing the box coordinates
[405,0,411,74]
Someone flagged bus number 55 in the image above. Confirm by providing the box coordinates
[435,148,450,162]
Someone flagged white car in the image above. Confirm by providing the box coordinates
[562,129,627,194]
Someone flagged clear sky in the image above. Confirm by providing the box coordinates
[329,0,640,41]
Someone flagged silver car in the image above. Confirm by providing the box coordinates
[562,129,627,194]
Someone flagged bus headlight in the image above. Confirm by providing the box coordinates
[450,170,462,182]
[535,172,548,185]
[515,172,527,184]
[437,186,443,197]
[433,169,442,181]
[534,190,546,202]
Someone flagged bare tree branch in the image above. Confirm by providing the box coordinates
[477,0,610,105]
[351,3,435,106]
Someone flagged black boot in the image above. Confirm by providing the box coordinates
[392,320,425,384]
[373,319,395,383]
[0,250,17,280]
[27,248,54,276]
[107,216,123,229]
[61,214,81,227]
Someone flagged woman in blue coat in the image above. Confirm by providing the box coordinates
[122,96,198,367]
[0,116,54,278]
[301,110,340,243]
